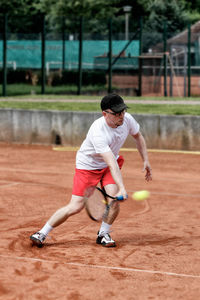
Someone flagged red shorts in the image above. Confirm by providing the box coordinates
[72,156,124,196]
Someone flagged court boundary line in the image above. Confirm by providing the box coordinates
[53,146,200,155]
[0,180,198,199]
[0,254,199,279]
[0,167,73,175]
[0,178,199,199]
[0,182,21,188]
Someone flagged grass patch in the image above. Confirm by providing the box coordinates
[128,104,200,115]
[1,84,200,101]
[0,84,200,115]
[0,101,199,115]
[1,84,107,97]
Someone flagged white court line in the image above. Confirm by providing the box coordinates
[0,167,71,175]
[0,182,198,199]
[0,166,199,185]
[0,182,21,188]
[0,254,199,279]
[0,181,198,200]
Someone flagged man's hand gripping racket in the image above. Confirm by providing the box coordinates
[84,186,151,222]
[84,186,125,222]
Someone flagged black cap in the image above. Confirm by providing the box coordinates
[101,93,128,113]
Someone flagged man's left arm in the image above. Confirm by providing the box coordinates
[132,131,152,182]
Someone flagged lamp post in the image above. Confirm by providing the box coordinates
[123,6,132,40]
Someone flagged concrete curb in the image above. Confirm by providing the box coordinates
[0,108,199,151]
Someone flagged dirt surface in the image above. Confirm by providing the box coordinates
[0,143,200,299]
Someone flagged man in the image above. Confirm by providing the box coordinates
[30,93,152,248]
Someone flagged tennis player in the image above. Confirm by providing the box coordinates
[30,93,152,247]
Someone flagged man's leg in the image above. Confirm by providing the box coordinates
[103,183,120,224]
[97,183,120,247]
[48,195,84,227]
[30,195,84,246]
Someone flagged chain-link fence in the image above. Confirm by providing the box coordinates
[0,14,199,97]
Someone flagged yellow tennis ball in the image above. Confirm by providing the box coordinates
[132,190,150,201]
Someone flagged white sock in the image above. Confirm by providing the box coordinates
[99,221,111,236]
[39,222,53,237]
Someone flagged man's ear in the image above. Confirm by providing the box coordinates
[102,111,106,117]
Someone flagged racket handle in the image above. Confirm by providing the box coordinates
[116,195,126,201]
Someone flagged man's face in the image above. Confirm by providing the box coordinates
[103,109,126,128]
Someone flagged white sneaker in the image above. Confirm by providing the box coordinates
[30,231,46,247]
[96,232,116,247]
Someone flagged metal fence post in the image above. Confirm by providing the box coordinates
[138,17,143,96]
[77,16,83,95]
[41,14,46,94]
[163,21,167,97]
[62,16,66,71]
[108,18,112,94]
[3,13,7,97]
[187,23,191,97]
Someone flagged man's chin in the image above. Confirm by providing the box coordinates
[116,121,124,127]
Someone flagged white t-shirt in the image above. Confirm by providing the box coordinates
[76,112,140,170]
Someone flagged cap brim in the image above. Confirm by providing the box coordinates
[111,103,129,113]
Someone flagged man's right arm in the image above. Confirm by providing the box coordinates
[100,151,128,200]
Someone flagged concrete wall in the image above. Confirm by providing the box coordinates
[0,108,199,150]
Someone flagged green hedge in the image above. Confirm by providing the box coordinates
[51,70,106,86]
[0,69,107,86]
[0,69,29,84]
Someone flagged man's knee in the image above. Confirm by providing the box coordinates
[68,195,84,215]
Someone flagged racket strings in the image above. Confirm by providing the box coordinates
[85,186,119,222]
[85,188,108,221]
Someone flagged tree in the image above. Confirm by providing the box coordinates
[33,0,120,36]
[182,0,200,23]
[0,0,199,38]
[0,0,43,34]
[142,0,189,51]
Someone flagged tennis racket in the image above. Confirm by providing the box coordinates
[84,186,124,222]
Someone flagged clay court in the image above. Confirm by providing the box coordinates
[0,143,200,299]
